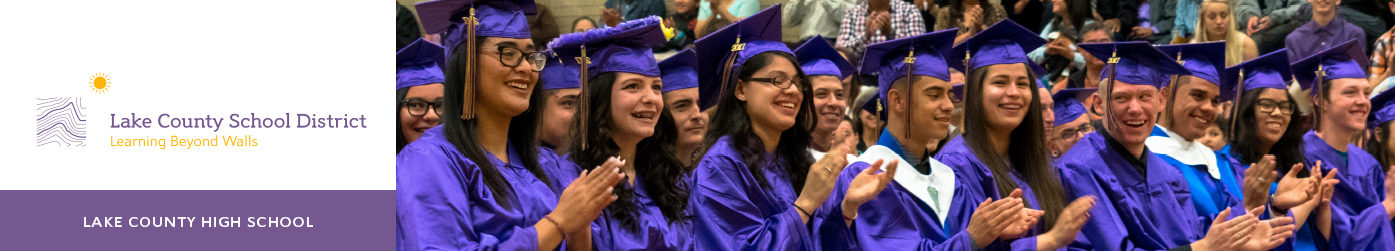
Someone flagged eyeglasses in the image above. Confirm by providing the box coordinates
[401,100,444,116]
[747,75,803,90]
[1058,122,1094,139]
[1255,99,1294,115]
[494,45,548,72]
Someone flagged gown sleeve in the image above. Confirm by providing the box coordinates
[396,146,541,251]
[689,152,813,250]
[1057,162,1169,251]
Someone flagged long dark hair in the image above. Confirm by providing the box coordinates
[701,51,816,192]
[397,88,411,153]
[569,72,692,229]
[1366,122,1393,170]
[441,36,552,209]
[1229,88,1308,176]
[961,64,1067,230]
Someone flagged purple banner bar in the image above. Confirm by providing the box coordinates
[0,190,393,250]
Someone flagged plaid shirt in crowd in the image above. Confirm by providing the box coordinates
[836,0,926,56]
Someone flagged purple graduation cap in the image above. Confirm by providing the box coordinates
[546,16,669,150]
[693,4,789,110]
[951,84,965,102]
[397,39,447,90]
[1222,49,1291,102]
[661,48,699,93]
[1053,88,1097,126]
[415,0,537,119]
[860,95,883,117]
[1078,41,1188,88]
[861,29,957,96]
[417,0,536,56]
[1156,41,1227,88]
[948,20,1048,77]
[859,29,957,121]
[794,35,855,79]
[539,50,581,90]
[1291,39,1369,98]
[1371,88,1395,128]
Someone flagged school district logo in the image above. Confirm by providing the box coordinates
[36,97,87,147]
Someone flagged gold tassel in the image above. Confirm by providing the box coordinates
[461,8,480,120]
[904,48,915,141]
[576,45,592,150]
[716,36,744,112]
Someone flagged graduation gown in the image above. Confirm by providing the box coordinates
[1145,125,1246,230]
[689,136,815,250]
[591,176,693,250]
[396,126,564,250]
[936,136,1053,250]
[813,129,977,251]
[1301,131,1395,251]
[1057,132,1203,251]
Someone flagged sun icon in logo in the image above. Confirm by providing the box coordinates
[89,72,111,94]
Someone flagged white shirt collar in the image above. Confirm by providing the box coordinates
[1145,125,1221,179]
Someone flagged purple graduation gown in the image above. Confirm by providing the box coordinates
[396,126,564,250]
[1301,131,1395,250]
[812,130,978,250]
[936,137,1044,250]
[552,159,693,250]
[1056,132,1203,251]
[689,136,815,250]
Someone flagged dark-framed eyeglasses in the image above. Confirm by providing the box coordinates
[401,100,444,117]
[494,45,548,72]
[1255,99,1294,115]
[747,75,803,90]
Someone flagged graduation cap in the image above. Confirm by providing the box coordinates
[948,20,1048,77]
[660,48,699,93]
[795,35,856,79]
[1371,88,1395,127]
[539,50,580,90]
[1156,41,1226,88]
[1222,49,1291,102]
[1078,41,1188,88]
[950,84,965,103]
[1053,88,1097,126]
[545,16,671,150]
[417,0,536,56]
[860,29,957,125]
[397,39,447,90]
[415,0,538,119]
[1291,39,1369,98]
[861,29,957,101]
[694,4,789,110]
[860,95,886,119]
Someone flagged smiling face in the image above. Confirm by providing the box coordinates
[810,75,847,136]
[664,88,708,147]
[609,72,665,142]
[1319,78,1371,134]
[737,55,804,134]
[890,75,956,144]
[475,37,540,118]
[1100,81,1162,149]
[1310,0,1339,14]
[980,63,1036,133]
[1252,88,1293,146]
[541,88,580,148]
[401,83,445,143]
[1166,76,1221,140]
